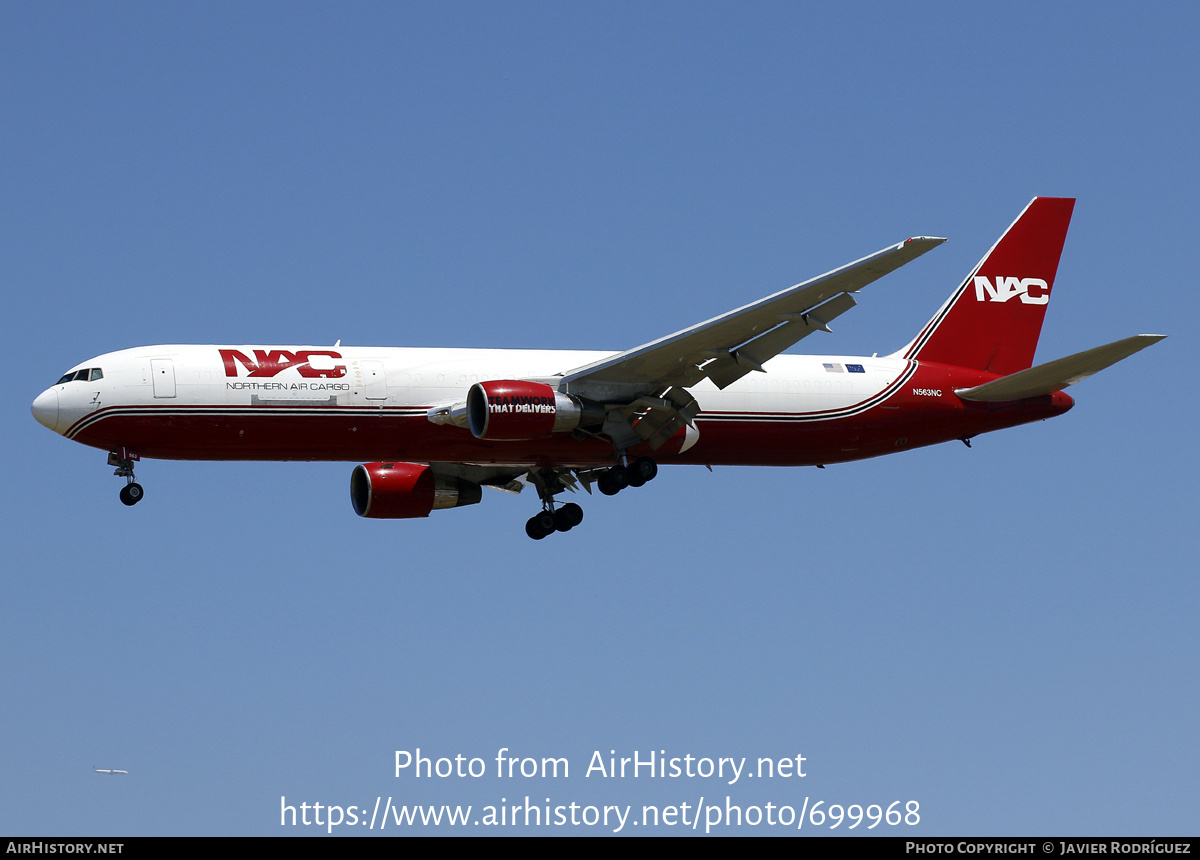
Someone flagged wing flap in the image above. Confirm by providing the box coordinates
[955,334,1166,402]
[705,292,859,389]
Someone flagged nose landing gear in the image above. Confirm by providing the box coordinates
[119,482,144,506]
[108,449,144,506]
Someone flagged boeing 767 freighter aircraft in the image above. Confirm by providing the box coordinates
[32,198,1163,538]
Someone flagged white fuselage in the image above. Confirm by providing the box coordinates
[33,343,1053,470]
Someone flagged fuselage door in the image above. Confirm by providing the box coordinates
[362,360,388,401]
[151,359,177,398]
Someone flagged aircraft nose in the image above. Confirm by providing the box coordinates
[31,388,60,433]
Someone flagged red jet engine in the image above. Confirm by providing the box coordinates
[350,462,482,519]
[466,380,602,441]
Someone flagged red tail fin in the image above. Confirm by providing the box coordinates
[901,197,1075,375]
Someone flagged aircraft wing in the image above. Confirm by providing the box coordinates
[559,237,946,401]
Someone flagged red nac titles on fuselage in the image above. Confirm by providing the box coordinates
[219,349,347,379]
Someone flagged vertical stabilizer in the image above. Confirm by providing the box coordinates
[900,197,1075,375]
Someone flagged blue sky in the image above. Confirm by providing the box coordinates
[3,2,1196,835]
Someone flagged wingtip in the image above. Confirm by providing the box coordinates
[1129,333,1167,346]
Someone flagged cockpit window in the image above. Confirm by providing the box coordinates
[55,368,103,384]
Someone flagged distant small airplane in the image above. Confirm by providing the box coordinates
[32,198,1164,538]
[94,768,128,775]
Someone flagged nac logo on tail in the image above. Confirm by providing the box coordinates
[973,276,1050,305]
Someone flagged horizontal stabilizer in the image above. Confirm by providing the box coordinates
[955,334,1166,402]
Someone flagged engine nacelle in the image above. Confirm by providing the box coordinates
[350,462,482,519]
[465,380,601,441]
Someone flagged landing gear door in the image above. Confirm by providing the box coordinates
[151,359,176,398]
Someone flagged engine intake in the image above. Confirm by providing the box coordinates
[350,462,482,519]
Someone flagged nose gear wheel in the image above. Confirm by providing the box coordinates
[108,450,144,506]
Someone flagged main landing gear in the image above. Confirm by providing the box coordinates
[596,456,658,495]
[524,457,658,540]
[525,466,586,539]
[108,450,144,506]
[525,502,584,540]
